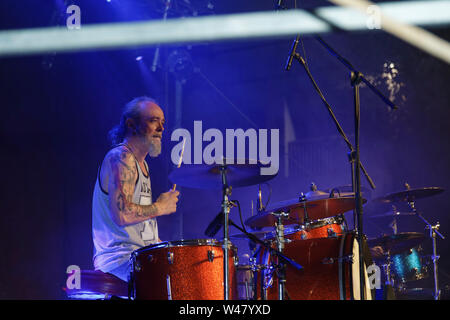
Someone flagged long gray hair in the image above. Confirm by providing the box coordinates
[108,96,158,146]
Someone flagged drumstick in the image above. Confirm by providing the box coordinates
[171,138,186,192]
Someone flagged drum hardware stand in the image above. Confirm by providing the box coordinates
[227,216,303,300]
[220,164,232,300]
[299,192,309,226]
[407,199,445,300]
[273,211,289,300]
[382,251,395,288]
[390,206,399,235]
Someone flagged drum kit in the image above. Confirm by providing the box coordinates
[128,161,446,300]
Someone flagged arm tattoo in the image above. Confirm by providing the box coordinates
[108,147,159,226]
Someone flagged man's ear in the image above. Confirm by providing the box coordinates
[125,118,139,135]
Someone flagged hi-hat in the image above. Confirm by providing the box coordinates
[245,196,362,229]
[374,187,444,203]
[168,159,277,189]
[325,184,372,199]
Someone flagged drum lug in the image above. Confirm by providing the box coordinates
[208,250,214,262]
[322,254,354,265]
[327,228,338,238]
[167,252,174,264]
[134,260,142,272]
[322,257,335,265]
[341,254,354,264]
[147,254,154,262]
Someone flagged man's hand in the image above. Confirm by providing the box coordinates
[154,190,180,216]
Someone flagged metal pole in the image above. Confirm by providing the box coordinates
[351,71,366,300]
[221,166,230,300]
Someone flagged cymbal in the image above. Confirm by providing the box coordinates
[228,230,271,240]
[245,196,360,229]
[375,187,444,203]
[367,232,425,255]
[369,211,416,219]
[168,159,277,189]
[325,185,372,199]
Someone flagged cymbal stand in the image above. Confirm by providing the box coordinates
[408,200,445,300]
[226,217,303,300]
[220,164,232,300]
[272,211,289,300]
[382,251,395,288]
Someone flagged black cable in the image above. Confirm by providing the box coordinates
[231,199,247,234]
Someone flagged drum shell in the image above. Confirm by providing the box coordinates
[256,233,372,300]
[131,239,238,300]
[391,247,428,284]
[264,217,345,242]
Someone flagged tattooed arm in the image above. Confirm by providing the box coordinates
[105,147,179,227]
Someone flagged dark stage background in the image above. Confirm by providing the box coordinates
[1,0,449,299]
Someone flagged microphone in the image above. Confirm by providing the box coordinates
[285,35,300,71]
[204,211,224,238]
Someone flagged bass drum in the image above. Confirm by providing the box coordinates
[130,239,238,300]
[256,232,373,300]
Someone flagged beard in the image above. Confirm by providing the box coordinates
[148,137,162,158]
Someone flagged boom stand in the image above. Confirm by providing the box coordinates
[288,36,397,299]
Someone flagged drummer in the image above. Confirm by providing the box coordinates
[92,96,180,282]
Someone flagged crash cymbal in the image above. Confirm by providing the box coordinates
[168,159,277,189]
[375,187,444,203]
[245,196,360,229]
[367,232,425,255]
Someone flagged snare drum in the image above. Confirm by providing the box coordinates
[256,232,373,300]
[130,239,238,300]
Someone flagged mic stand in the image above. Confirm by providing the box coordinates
[288,37,396,299]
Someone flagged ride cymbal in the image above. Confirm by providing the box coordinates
[168,159,277,189]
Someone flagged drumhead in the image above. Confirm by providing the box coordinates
[339,233,373,300]
[132,238,231,255]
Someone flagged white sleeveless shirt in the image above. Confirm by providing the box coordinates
[92,148,159,276]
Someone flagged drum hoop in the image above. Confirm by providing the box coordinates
[132,238,235,255]
[264,216,344,240]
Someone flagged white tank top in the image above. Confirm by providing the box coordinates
[92,148,159,274]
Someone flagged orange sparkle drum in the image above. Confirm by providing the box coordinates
[257,232,373,300]
[264,216,345,242]
[130,239,238,300]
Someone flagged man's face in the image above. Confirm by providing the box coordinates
[138,101,165,157]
